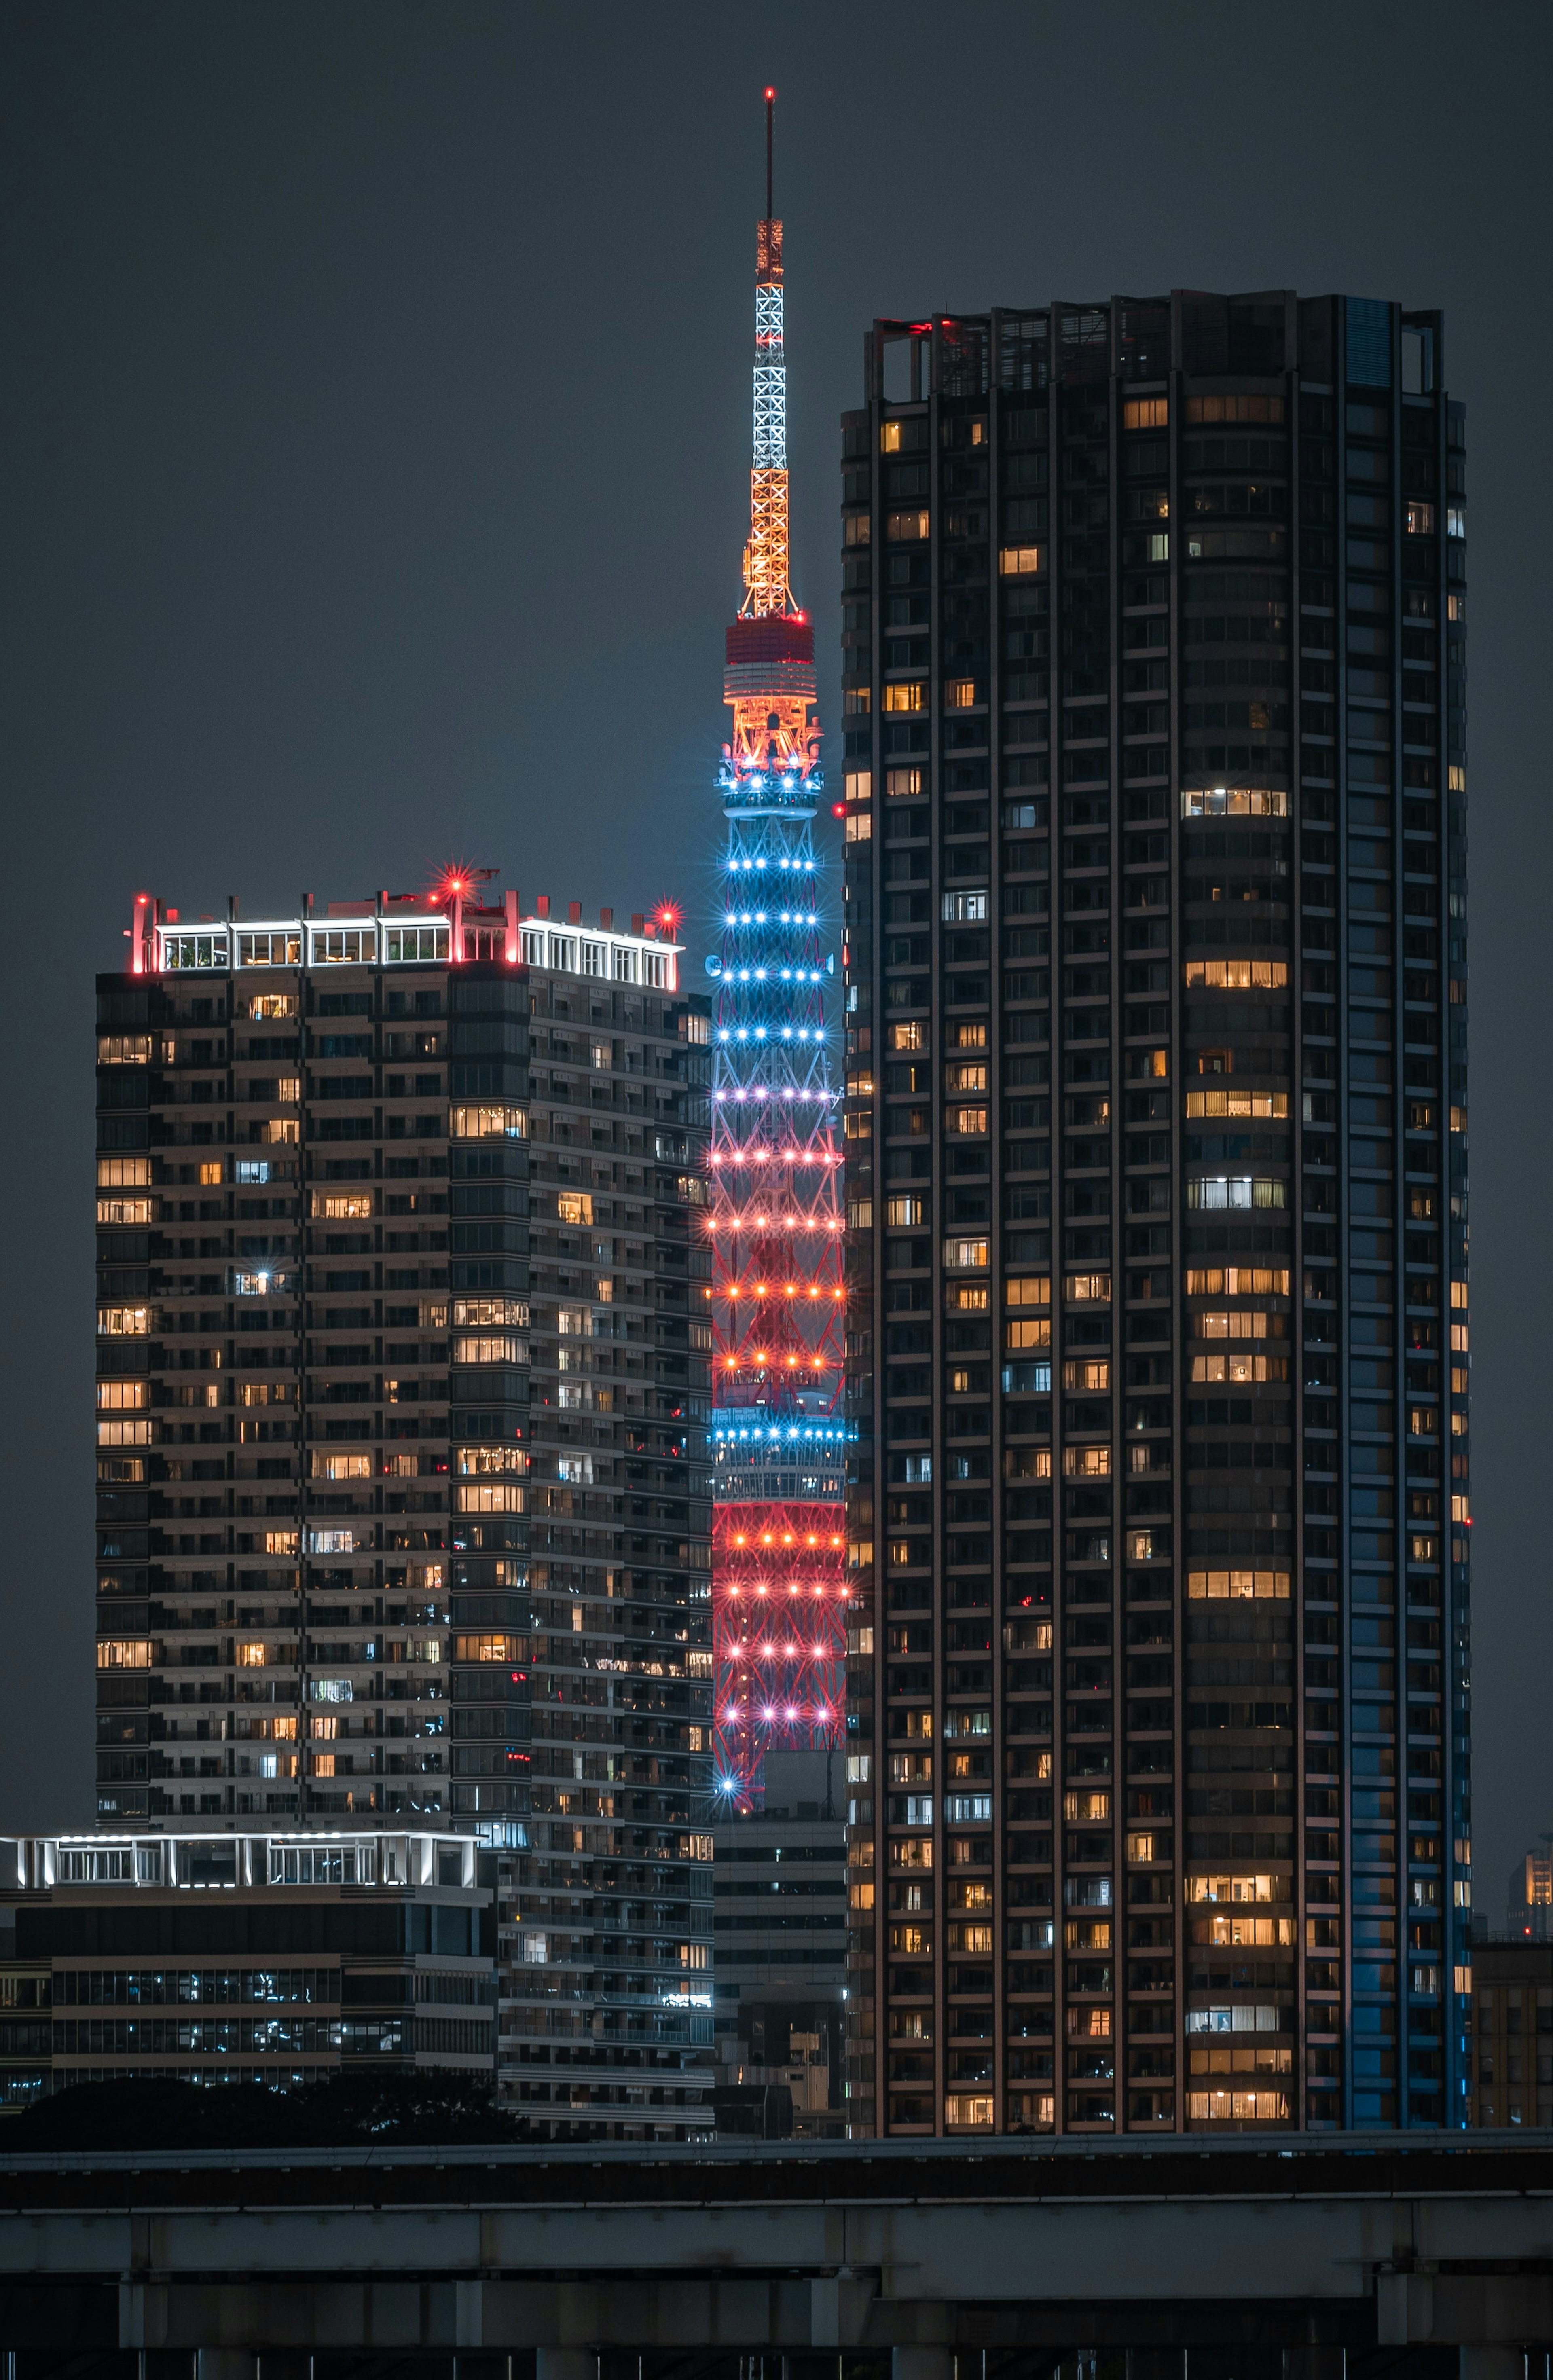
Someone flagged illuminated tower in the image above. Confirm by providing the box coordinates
[710,92,848,1809]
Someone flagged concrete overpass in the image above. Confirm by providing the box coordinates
[0,2133,1549,2376]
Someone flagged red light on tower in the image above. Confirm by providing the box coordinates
[429,861,480,911]
[655,899,684,939]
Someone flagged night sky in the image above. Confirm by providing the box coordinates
[4,1,1549,1912]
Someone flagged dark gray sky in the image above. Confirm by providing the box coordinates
[3,0,1547,1910]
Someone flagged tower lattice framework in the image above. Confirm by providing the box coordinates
[709,90,848,1809]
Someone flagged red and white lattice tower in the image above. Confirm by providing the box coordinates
[708,91,848,1811]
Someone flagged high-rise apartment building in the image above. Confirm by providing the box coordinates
[95,885,716,2140]
[712,1746,848,2137]
[839,293,1470,2137]
[500,917,716,2140]
[96,891,533,1836]
[1506,1849,1552,1944]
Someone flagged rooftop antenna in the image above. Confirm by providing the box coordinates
[766,84,774,224]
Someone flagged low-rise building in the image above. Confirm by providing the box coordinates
[1467,1937,1553,2128]
[0,1830,495,2107]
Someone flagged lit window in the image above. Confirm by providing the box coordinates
[1187,1570,1289,1600]
[453,1296,525,1328]
[1123,397,1168,430]
[1185,1090,1287,1119]
[1180,787,1287,818]
[1184,958,1288,990]
[1405,501,1436,536]
[452,1633,525,1663]
[97,1035,151,1065]
[1194,1310,1276,1340]
[886,1197,925,1228]
[999,545,1044,577]
[942,890,988,923]
[315,1453,371,1481]
[943,1237,988,1270]
[453,1333,527,1365]
[1062,1357,1108,1390]
[310,927,377,964]
[886,510,930,542]
[950,1106,988,1135]
[1005,1276,1050,1307]
[383,926,449,963]
[1189,1352,1288,1383]
[1006,1318,1052,1351]
[451,1104,526,1140]
[455,1483,525,1513]
[235,931,303,967]
[97,1306,148,1337]
[97,1156,151,1189]
[882,682,925,713]
[1187,1874,1282,1904]
[97,1418,152,1447]
[944,680,976,709]
[161,933,229,971]
[96,1640,153,1670]
[886,767,925,798]
[1065,1273,1110,1302]
[1063,1446,1111,1477]
[96,1195,152,1224]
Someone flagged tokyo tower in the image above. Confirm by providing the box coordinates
[709,90,848,1809]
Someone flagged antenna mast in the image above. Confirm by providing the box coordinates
[743,85,792,620]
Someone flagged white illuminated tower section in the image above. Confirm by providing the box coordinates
[708,91,847,1811]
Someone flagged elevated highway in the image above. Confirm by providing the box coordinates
[0,2132,1549,2373]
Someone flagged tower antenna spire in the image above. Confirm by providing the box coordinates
[741,86,793,622]
[712,92,841,1809]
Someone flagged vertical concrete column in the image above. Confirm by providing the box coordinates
[1460,2350,1524,2380]
[893,2350,955,2380]
[1284,2349,1346,2380]
[538,2352,598,2380]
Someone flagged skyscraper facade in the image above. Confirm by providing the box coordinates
[96,893,533,1836]
[839,292,1470,2137]
[501,913,716,2140]
[96,886,717,2139]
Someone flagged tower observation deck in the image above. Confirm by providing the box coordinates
[709,93,849,1810]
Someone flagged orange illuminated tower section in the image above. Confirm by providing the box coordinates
[710,91,848,1810]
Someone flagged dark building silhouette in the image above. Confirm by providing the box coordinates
[838,292,1470,2136]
